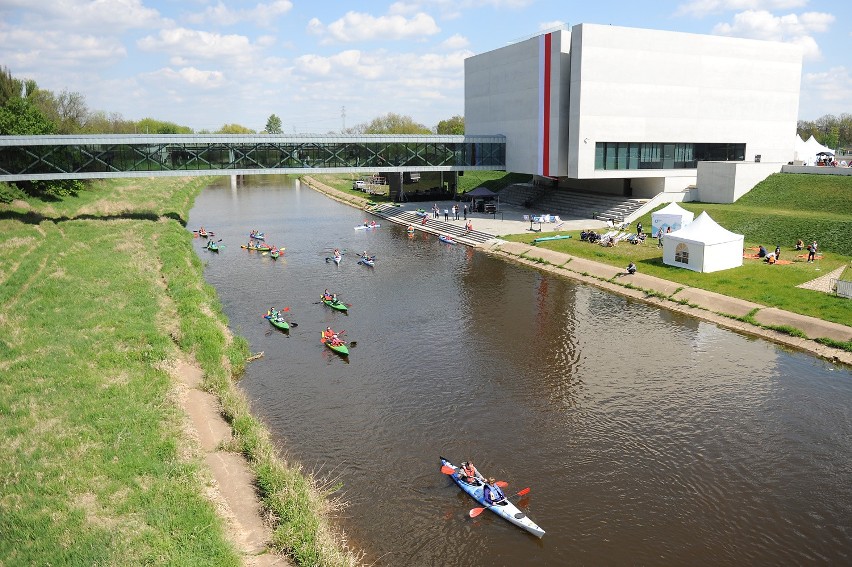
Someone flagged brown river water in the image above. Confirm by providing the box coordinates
[189,176,851,566]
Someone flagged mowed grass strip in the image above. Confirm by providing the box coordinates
[0,218,240,565]
[0,177,360,566]
[504,173,852,329]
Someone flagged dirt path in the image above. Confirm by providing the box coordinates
[171,358,291,567]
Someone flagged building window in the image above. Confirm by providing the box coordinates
[595,142,745,170]
[675,243,689,264]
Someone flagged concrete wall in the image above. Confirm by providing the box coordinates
[697,161,783,203]
[466,23,802,199]
[568,24,802,179]
[781,165,852,176]
[465,30,570,177]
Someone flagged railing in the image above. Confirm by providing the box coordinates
[835,279,852,299]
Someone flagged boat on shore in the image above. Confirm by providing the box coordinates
[532,234,572,244]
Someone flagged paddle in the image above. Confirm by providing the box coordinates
[441,465,508,488]
[469,487,531,518]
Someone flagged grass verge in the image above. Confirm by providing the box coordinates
[0,177,358,566]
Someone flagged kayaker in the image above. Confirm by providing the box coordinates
[483,478,506,506]
[459,461,480,485]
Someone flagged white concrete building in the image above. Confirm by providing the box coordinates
[465,24,803,199]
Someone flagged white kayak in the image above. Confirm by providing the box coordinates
[440,456,545,538]
[354,224,380,230]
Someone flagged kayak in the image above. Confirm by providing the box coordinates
[198,229,209,238]
[415,210,428,217]
[269,249,281,259]
[321,331,349,355]
[440,456,545,538]
[241,244,272,251]
[532,234,572,244]
[249,232,265,240]
[354,224,380,230]
[332,255,341,265]
[321,297,348,312]
[205,241,220,252]
[358,256,375,267]
[438,235,456,244]
[264,311,289,331]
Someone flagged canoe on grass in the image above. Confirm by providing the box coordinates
[321,330,349,355]
[532,234,572,244]
[321,297,348,312]
[440,456,545,538]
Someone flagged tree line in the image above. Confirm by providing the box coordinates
[797,114,852,152]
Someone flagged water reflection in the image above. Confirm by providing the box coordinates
[190,176,852,566]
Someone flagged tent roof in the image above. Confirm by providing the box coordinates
[466,186,497,197]
[653,202,693,217]
[667,211,743,245]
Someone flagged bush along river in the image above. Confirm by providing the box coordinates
[189,175,852,566]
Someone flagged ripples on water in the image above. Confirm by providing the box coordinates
[190,178,852,566]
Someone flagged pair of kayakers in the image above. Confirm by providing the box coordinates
[267,307,286,323]
[458,461,505,505]
[362,220,377,227]
[322,327,345,347]
[323,290,338,302]
[360,251,375,262]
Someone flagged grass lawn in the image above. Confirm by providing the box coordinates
[504,173,852,328]
[0,177,357,566]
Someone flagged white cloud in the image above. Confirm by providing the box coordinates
[712,10,835,60]
[804,66,852,105]
[676,0,808,18]
[308,11,440,43]
[185,0,294,28]
[0,27,126,71]
[5,0,168,32]
[137,28,257,63]
[539,20,568,31]
[440,34,470,50]
[146,66,227,88]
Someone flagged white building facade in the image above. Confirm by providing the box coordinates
[464,24,803,199]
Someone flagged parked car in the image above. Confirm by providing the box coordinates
[353,180,366,190]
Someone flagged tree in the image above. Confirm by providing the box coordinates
[265,114,282,134]
[348,112,431,134]
[217,123,256,134]
[436,115,464,135]
[0,97,55,135]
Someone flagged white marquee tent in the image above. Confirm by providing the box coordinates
[663,211,744,273]
[651,202,694,237]
[794,134,833,164]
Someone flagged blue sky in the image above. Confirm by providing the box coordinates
[0,0,848,132]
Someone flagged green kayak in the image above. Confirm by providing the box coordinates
[321,297,348,312]
[264,310,290,331]
[322,332,349,356]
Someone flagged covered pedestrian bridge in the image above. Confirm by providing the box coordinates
[0,134,506,182]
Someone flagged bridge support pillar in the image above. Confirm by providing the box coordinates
[230,175,238,190]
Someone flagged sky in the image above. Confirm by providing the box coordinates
[0,0,848,133]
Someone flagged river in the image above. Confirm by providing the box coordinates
[189,176,852,566]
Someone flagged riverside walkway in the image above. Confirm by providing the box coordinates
[303,178,852,366]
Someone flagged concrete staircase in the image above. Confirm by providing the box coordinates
[368,205,495,245]
[499,184,648,223]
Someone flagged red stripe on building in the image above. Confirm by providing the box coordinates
[542,33,551,177]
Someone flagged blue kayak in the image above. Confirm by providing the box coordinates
[440,456,544,538]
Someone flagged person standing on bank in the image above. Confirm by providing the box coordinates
[807,240,818,262]
[636,221,643,235]
[463,205,468,220]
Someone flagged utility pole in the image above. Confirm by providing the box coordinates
[341,106,346,132]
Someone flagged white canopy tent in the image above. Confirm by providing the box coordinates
[651,202,694,237]
[794,134,833,164]
[663,211,744,273]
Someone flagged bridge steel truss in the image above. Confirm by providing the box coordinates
[0,134,506,182]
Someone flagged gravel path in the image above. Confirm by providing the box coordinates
[797,265,846,293]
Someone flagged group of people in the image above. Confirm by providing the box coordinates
[322,289,338,303]
[266,307,286,323]
[361,220,377,228]
[757,244,782,264]
[360,251,375,262]
[322,326,345,347]
[456,461,507,506]
[795,239,819,262]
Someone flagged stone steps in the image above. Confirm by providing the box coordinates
[368,205,494,245]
